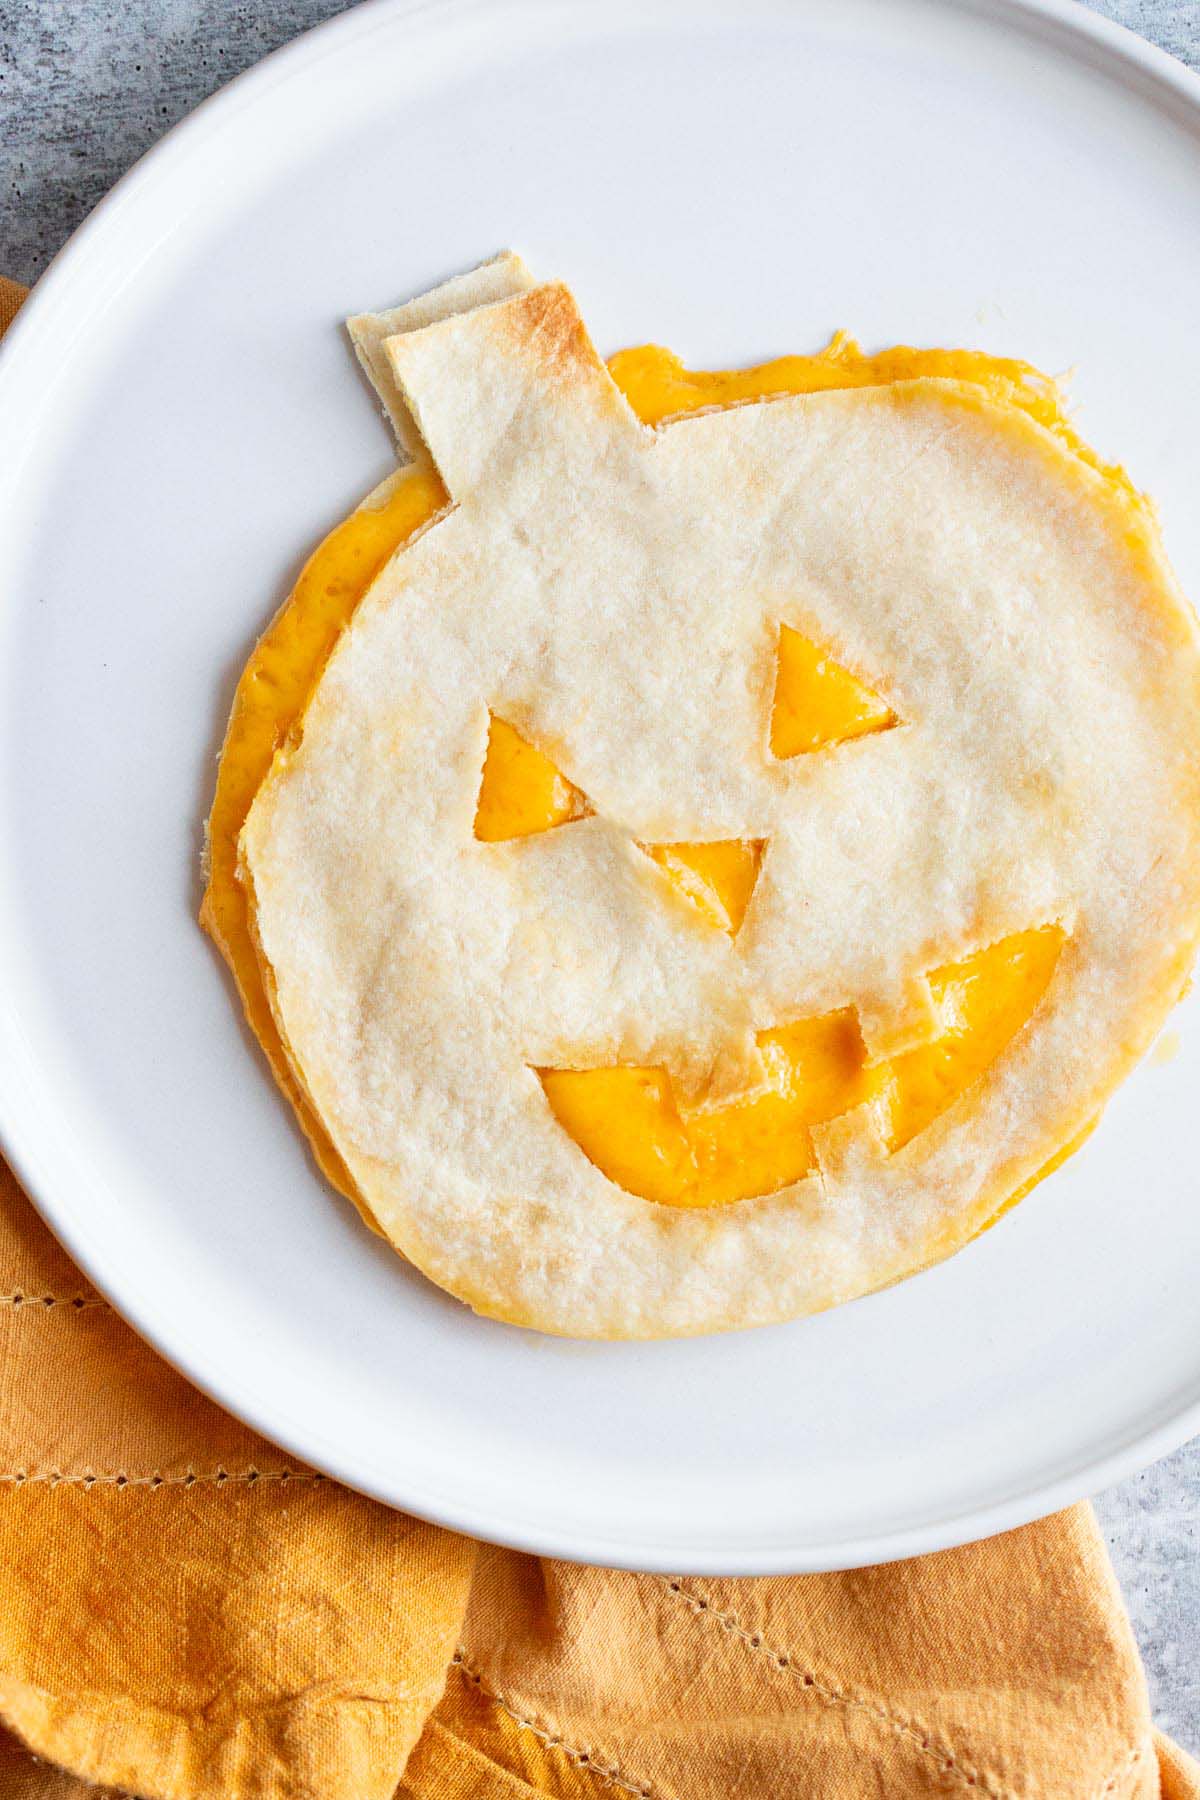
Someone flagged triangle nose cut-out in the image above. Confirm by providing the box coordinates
[474,713,591,841]
[640,839,764,936]
[770,623,897,758]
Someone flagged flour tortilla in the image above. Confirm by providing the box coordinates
[242,269,1200,1337]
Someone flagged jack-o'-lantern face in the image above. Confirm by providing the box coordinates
[205,258,1200,1338]
[474,647,1061,1215]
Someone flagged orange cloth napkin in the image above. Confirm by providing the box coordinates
[1,274,1197,1799]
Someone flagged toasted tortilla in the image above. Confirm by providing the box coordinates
[240,273,1200,1337]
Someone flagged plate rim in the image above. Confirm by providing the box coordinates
[1,0,1200,1574]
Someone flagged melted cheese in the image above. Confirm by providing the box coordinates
[770,624,895,758]
[474,713,590,841]
[539,926,1063,1209]
[203,336,1115,1220]
[640,839,765,937]
[202,466,447,1213]
[541,1010,880,1209]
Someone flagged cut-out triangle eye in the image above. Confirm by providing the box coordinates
[474,713,591,842]
[640,839,764,936]
[770,623,897,758]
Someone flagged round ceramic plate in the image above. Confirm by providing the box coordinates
[2,0,1199,1574]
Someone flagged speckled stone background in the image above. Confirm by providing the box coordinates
[2,0,1199,1756]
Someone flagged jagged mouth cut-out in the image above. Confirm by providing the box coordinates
[537,925,1065,1209]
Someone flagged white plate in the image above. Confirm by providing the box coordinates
[2,0,1200,1575]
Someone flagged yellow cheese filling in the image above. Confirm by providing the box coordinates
[770,623,895,758]
[639,839,765,938]
[203,335,1119,1220]
[540,925,1065,1209]
[474,712,591,841]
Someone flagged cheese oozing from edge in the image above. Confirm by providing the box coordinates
[203,336,1115,1224]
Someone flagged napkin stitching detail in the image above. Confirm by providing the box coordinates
[453,1651,656,1798]
[0,1468,325,1488]
[0,1293,109,1310]
[1090,1738,1148,1800]
[656,1578,1007,1799]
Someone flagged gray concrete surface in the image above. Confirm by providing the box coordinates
[2,0,1199,1759]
